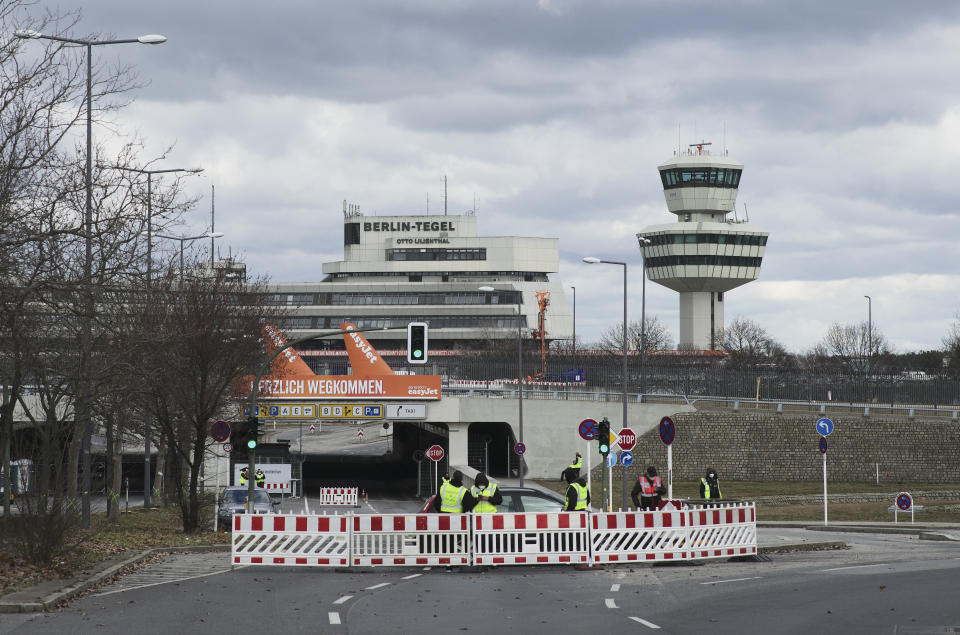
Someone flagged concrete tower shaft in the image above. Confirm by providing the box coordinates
[638,147,769,350]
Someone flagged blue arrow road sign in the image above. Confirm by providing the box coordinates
[815,417,834,436]
[606,452,617,468]
[620,451,634,467]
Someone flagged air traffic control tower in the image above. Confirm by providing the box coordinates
[638,143,768,350]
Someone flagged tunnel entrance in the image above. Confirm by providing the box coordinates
[466,422,516,478]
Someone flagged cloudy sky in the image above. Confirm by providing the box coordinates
[32,0,960,353]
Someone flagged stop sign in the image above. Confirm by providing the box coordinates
[617,427,637,451]
[426,444,445,462]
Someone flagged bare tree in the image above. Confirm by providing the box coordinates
[814,321,890,374]
[719,317,790,368]
[597,317,674,353]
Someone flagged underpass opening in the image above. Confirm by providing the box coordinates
[467,422,516,479]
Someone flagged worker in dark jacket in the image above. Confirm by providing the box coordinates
[430,470,476,513]
[563,475,590,511]
[631,466,664,511]
[699,468,722,500]
[470,472,502,513]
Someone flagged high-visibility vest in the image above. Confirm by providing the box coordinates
[440,481,467,513]
[639,475,662,497]
[256,472,265,487]
[239,473,248,486]
[569,456,582,470]
[471,483,498,513]
[565,482,588,510]
[701,478,722,499]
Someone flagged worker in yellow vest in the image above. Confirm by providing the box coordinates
[564,475,590,511]
[430,470,475,513]
[470,472,502,513]
[699,468,722,500]
[238,467,249,487]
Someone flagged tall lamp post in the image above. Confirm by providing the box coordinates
[15,28,166,527]
[479,286,523,486]
[119,166,203,508]
[570,285,576,359]
[155,232,225,281]
[864,295,872,373]
[637,237,651,398]
[583,256,628,511]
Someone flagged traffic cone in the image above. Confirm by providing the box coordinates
[361,488,368,503]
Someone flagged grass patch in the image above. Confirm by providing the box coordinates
[0,504,227,597]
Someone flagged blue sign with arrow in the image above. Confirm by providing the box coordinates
[815,417,834,436]
[606,452,617,468]
[620,451,634,467]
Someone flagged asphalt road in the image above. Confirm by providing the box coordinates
[2,497,958,635]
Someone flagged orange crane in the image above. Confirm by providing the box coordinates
[531,291,550,380]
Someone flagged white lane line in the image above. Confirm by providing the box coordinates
[333,595,353,605]
[822,563,889,572]
[365,500,379,514]
[328,612,341,625]
[93,569,232,597]
[610,583,621,592]
[629,616,661,629]
[365,582,391,590]
[402,573,422,580]
[699,576,762,585]
[605,598,618,609]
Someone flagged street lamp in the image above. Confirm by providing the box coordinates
[570,285,576,358]
[864,295,872,373]
[637,237,652,397]
[154,232,225,281]
[583,256,628,511]
[479,285,524,486]
[118,166,202,508]
[15,28,166,528]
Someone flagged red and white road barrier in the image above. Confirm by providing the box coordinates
[232,514,349,567]
[473,512,590,565]
[231,502,757,569]
[263,482,290,492]
[317,487,359,506]
[351,514,471,567]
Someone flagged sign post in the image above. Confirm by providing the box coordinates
[426,444,444,496]
[659,416,676,499]
[578,419,597,509]
[816,417,833,526]
[895,491,913,524]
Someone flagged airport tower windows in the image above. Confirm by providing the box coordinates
[644,233,767,247]
[659,167,742,190]
[645,255,763,268]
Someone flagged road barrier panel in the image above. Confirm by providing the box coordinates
[473,511,590,565]
[317,486,359,506]
[232,514,350,567]
[351,514,471,567]
[591,510,690,563]
[686,502,757,559]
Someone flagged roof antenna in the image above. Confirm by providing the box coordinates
[444,175,448,216]
[743,202,750,223]
[723,121,727,155]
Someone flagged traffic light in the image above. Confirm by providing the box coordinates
[246,416,259,450]
[407,322,428,364]
[597,417,610,456]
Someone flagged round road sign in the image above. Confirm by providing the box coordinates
[818,436,828,454]
[617,427,637,451]
[578,419,598,441]
[413,449,425,462]
[620,450,634,467]
[210,420,231,442]
[815,417,835,437]
[426,444,445,462]
[659,417,676,446]
[896,492,912,510]
[514,442,526,456]
[222,442,232,453]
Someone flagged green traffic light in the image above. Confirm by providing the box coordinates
[413,349,423,358]
[599,443,608,454]
[247,439,257,449]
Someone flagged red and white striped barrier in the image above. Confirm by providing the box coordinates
[473,512,590,565]
[317,487,359,506]
[591,510,690,563]
[351,514,471,567]
[232,514,350,567]
[685,502,757,559]
[263,482,290,492]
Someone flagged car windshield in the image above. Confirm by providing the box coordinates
[225,489,270,505]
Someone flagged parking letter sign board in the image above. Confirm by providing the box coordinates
[426,444,445,462]
[617,427,637,451]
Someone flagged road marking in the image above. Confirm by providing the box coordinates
[699,576,762,585]
[821,563,889,572]
[328,612,341,625]
[334,595,352,604]
[629,616,662,629]
[402,573,422,580]
[365,582,391,590]
[365,500,379,513]
[605,598,618,609]
[610,583,620,592]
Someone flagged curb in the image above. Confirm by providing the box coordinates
[0,544,230,614]
[758,541,847,554]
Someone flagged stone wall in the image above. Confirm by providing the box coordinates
[614,411,960,483]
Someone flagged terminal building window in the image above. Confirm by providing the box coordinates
[644,233,767,247]
[344,223,361,245]
[645,255,763,268]
[659,167,742,190]
[317,315,525,330]
[329,291,519,306]
[264,293,315,305]
[386,248,486,261]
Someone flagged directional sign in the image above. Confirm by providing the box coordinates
[242,404,316,419]
[617,427,637,451]
[386,403,427,419]
[606,452,617,468]
[659,416,676,446]
[620,450,634,467]
[815,417,834,437]
[426,444,445,462]
[819,436,828,454]
[514,442,526,456]
[318,404,383,419]
[210,420,231,442]
[896,492,913,510]
[578,418,598,441]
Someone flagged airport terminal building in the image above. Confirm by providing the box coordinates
[263,205,573,366]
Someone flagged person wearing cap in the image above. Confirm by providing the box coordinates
[700,468,722,500]
[238,467,249,487]
[470,472,502,513]
[431,470,476,513]
[631,465,664,511]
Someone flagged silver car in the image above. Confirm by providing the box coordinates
[217,486,278,530]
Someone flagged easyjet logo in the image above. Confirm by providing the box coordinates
[347,330,379,365]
